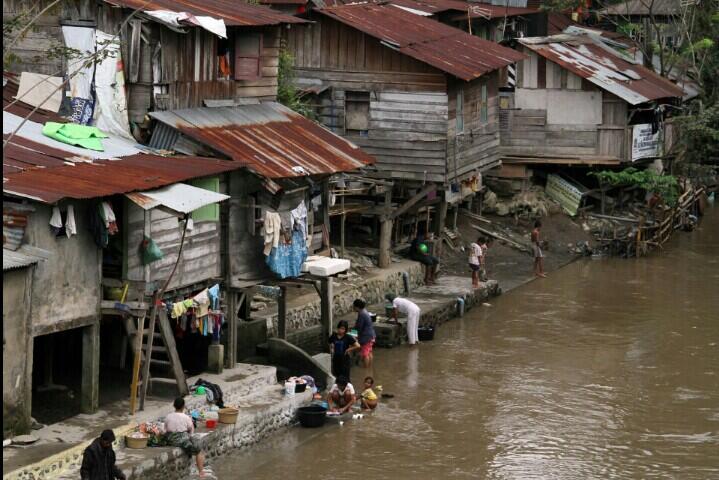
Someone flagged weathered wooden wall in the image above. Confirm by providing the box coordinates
[285,17,451,182]
[3,0,281,123]
[125,176,227,291]
[447,72,502,179]
[500,47,631,161]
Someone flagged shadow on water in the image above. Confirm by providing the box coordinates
[215,210,719,480]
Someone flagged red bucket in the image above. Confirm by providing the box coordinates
[205,419,217,429]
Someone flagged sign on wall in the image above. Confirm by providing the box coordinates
[632,124,663,161]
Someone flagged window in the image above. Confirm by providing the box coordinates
[234,33,262,80]
[345,91,370,136]
[456,88,464,133]
[190,177,220,222]
[480,83,488,124]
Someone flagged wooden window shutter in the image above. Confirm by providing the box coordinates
[234,33,262,80]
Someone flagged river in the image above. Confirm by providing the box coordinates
[215,210,719,479]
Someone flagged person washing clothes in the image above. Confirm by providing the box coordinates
[386,293,421,346]
[328,320,360,381]
[164,397,207,478]
[327,376,357,414]
[353,299,376,369]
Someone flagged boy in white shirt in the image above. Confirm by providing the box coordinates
[468,236,483,288]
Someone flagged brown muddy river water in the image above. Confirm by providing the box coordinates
[216,210,719,479]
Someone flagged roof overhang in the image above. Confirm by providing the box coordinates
[126,183,230,217]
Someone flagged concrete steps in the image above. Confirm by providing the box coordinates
[4,364,308,480]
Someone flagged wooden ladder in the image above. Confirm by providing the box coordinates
[141,307,188,410]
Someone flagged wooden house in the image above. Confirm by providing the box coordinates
[499,31,684,168]
[280,3,524,258]
[2,0,373,433]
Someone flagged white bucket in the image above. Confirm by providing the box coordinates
[284,381,295,396]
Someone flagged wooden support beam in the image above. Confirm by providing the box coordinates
[225,291,238,368]
[320,278,333,352]
[322,179,331,250]
[391,184,436,220]
[434,198,448,257]
[277,286,287,340]
[80,322,100,414]
[378,189,393,269]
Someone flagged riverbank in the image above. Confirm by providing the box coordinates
[3,212,585,479]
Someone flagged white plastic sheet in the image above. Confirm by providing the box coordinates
[62,26,96,124]
[93,30,133,139]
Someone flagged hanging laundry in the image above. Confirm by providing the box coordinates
[88,204,109,248]
[65,205,77,238]
[311,194,322,212]
[291,201,308,245]
[262,211,282,256]
[99,202,118,235]
[171,301,188,319]
[266,230,308,279]
[208,284,220,310]
[50,207,63,235]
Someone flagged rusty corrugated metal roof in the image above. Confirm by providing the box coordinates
[3,245,52,271]
[598,0,680,16]
[148,103,375,179]
[3,132,237,204]
[519,34,684,105]
[105,0,307,26]
[449,3,540,19]
[317,3,527,80]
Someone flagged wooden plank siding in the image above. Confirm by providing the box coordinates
[125,176,228,291]
[501,48,632,162]
[447,73,502,179]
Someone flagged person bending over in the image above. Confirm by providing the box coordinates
[327,376,356,414]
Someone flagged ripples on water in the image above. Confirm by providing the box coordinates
[216,212,719,479]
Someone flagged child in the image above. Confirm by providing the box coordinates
[480,237,492,282]
[531,220,546,278]
[468,236,483,288]
[360,376,378,410]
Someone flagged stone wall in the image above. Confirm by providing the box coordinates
[265,263,424,337]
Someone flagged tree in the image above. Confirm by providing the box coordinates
[277,48,315,120]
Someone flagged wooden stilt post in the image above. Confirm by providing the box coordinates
[320,277,333,352]
[322,179,331,251]
[277,286,287,340]
[340,188,346,258]
[225,290,238,368]
[80,322,100,414]
[378,190,393,268]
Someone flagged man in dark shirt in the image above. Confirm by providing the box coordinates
[353,299,376,368]
[328,320,360,381]
[80,430,126,480]
[410,233,439,285]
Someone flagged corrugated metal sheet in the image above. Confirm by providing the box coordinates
[519,35,684,105]
[317,3,527,81]
[4,111,143,160]
[3,130,237,204]
[105,0,307,26]
[3,245,52,271]
[449,3,540,19]
[149,103,375,179]
[126,183,229,214]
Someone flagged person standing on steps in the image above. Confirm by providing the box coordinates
[353,299,376,369]
[329,320,360,381]
[532,220,547,278]
[386,293,421,346]
[80,429,126,480]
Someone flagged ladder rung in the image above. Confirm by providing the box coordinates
[149,377,178,385]
[143,345,167,353]
[150,359,172,368]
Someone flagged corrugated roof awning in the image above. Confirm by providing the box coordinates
[126,183,230,216]
[3,245,51,271]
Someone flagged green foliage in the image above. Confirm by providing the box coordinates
[590,168,680,206]
[675,104,719,165]
[277,49,316,120]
